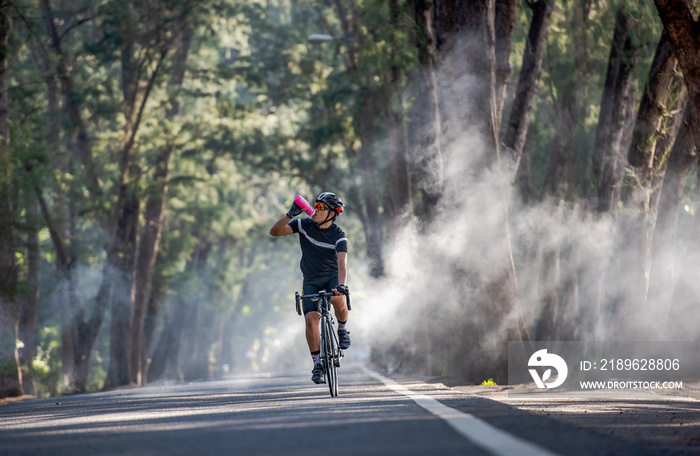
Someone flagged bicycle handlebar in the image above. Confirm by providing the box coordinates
[295,287,351,316]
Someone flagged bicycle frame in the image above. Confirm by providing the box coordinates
[295,289,350,397]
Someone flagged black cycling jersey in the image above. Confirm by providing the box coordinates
[289,218,348,278]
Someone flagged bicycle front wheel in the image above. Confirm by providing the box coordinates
[321,316,338,397]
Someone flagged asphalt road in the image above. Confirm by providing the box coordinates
[1,364,698,455]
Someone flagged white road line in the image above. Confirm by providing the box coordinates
[365,367,561,456]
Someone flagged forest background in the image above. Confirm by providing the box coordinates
[1,0,700,398]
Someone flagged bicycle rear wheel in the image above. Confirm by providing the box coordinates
[321,316,338,397]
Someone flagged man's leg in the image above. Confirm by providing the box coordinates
[331,295,351,349]
[305,311,320,352]
[330,295,348,323]
[305,311,324,383]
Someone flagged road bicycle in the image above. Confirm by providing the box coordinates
[295,287,351,397]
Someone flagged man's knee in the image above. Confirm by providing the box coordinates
[330,295,346,308]
[305,312,319,327]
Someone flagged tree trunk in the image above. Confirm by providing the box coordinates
[620,28,682,265]
[434,0,456,49]
[594,24,682,342]
[0,0,21,398]
[609,85,687,341]
[29,170,81,392]
[19,199,40,395]
[655,0,700,151]
[103,31,169,387]
[650,0,700,340]
[509,0,555,203]
[622,36,683,220]
[627,30,677,175]
[412,0,443,219]
[357,87,385,277]
[37,170,106,394]
[494,0,519,125]
[131,29,192,386]
[457,0,500,153]
[592,9,638,213]
[119,3,138,115]
[444,0,530,384]
[384,102,411,221]
[177,241,212,380]
[104,190,139,389]
[39,0,105,394]
[142,270,165,382]
[330,0,385,277]
[534,248,560,341]
[647,106,695,338]
[504,0,554,168]
[536,1,591,343]
[382,0,412,222]
[435,0,497,158]
[543,0,591,199]
[131,155,169,385]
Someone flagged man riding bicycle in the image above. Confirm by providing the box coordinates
[269,192,351,384]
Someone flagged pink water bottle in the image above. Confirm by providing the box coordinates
[294,195,315,216]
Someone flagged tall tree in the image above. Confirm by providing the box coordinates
[381,0,411,222]
[104,0,192,388]
[39,0,105,394]
[647,105,694,338]
[505,0,555,201]
[652,1,700,339]
[32,0,206,393]
[0,0,22,398]
[592,9,639,213]
[457,0,500,152]
[543,0,592,200]
[327,0,386,277]
[592,25,682,342]
[537,0,593,342]
[494,0,519,128]
[435,0,530,383]
[411,0,443,219]
[132,29,193,385]
[626,30,677,187]
[19,198,40,395]
[655,0,700,150]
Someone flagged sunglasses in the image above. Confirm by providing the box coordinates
[314,202,329,211]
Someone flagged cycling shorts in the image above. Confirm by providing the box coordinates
[302,274,339,315]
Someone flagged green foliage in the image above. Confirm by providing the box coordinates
[481,378,497,386]
[31,327,62,398]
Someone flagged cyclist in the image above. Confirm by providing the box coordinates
[269,192,351,384]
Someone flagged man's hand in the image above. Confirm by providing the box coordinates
[286,201,304,219]
[334,284,349,296]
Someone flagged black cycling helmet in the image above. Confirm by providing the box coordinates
[315,192,345,216]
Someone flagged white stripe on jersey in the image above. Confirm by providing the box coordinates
[297,219,345,250]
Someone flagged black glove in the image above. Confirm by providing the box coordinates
[286,202,303,219]
[336,284,349,295]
